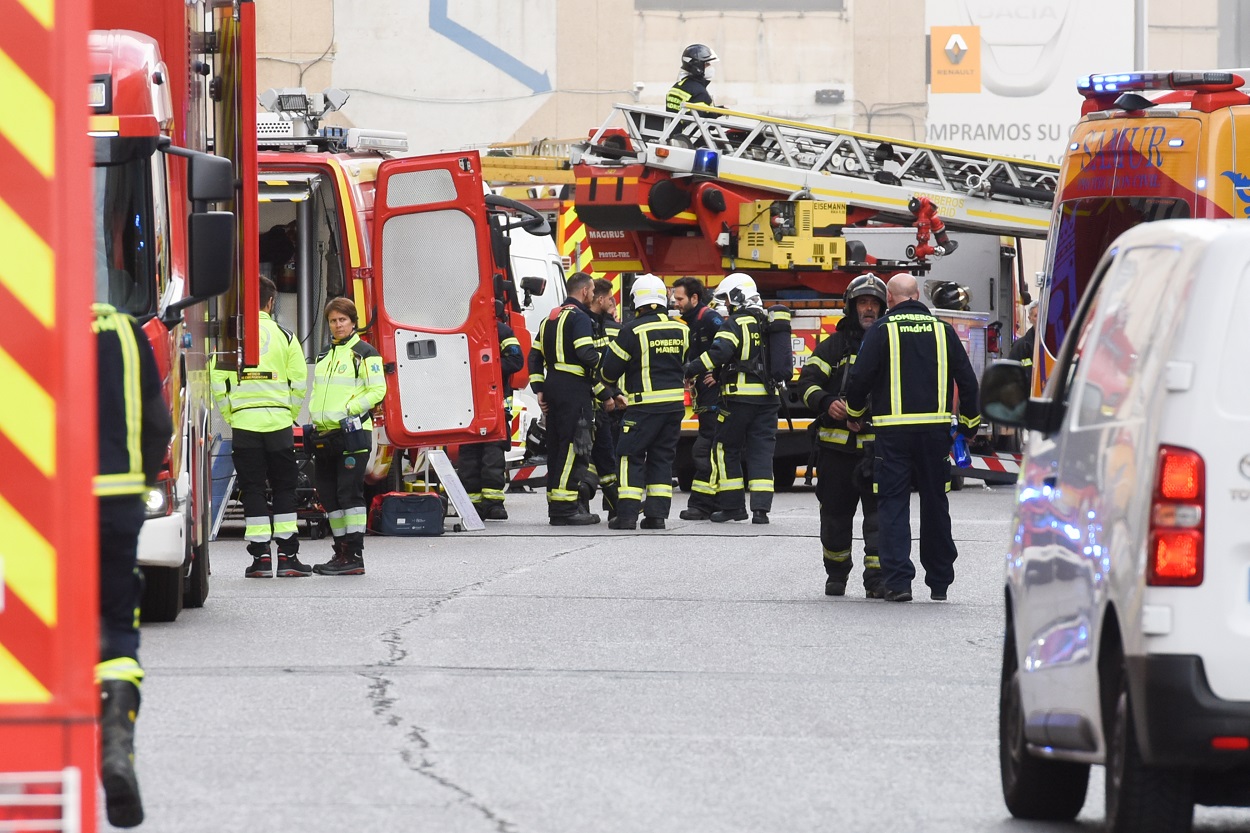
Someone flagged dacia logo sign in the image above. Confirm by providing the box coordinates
[944,33,969,65]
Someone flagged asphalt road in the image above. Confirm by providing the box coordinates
[125,482,1250,832]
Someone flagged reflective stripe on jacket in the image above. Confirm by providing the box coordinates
[795,320,874,452]
[600,313,688,411]
[689,310,774,401]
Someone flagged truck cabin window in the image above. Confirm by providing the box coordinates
[93,158,155,316]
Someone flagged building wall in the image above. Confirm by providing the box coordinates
[255,0,1226,152]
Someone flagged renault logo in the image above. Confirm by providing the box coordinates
[1240,454,1250,481]
[944,33,969,65]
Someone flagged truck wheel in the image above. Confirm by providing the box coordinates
[950,472,965,491]
[141,565,184,623]
[674,439,695,492]
[1105,667,1194,833]
[1000,625,1089,819]
[184,443,211,609]
[773,458,798,491]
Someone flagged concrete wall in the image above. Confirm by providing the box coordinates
[254,0,1227,152]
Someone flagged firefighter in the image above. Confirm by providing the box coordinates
[210,276,310,577]
[666,43,718,112]
[1009,301,1038,373]
[588,278,625,520]
[598,274,688,529]
[671,276,724,520]
[844,273,981,602]
[308,298,387,574]
[93,302,172,828]
[685,273,778,524]
[528,271,608,525]
[458,302,526,520]
[796,274,887,598]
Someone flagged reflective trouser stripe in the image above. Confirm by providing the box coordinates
[469,491,483,503]
[328,509,347,536]
[481,488,505,502]
[864,554,881,569]
[823,548,851,563]
[692,479,715,495]
[717,445,743,490]
[599,473,617,486]
[550,489,579,503]
[96,656,144,688]
[344,509,366,535]
[618,456,644,500]
[646,483,672,498]
[747,478,773,493]
[272,512,298,539]
[244,515,272,543]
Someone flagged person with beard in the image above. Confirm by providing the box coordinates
[796,274,887,598]
[587,278,625,520]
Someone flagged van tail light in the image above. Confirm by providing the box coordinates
[1148,445,1204,586]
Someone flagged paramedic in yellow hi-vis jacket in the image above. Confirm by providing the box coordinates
[210,276,310,578]
[94,303,172,828]
[844,273,981,604]
[308,297,386,575]
[599,274,689,530]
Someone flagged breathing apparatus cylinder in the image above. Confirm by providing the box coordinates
[765,305,793,388]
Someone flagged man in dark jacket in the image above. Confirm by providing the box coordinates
[666,43,718,112]
[796,274,887,598]
[845,274,981,603]
[587,279,624,519]
[459,303,526,520]
[672,276,724,520]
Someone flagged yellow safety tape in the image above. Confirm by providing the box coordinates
[0,345,55,477]
[0,197,54,328]
[0,642,51,703]
[0,493,57,627]
[0,47,54,177]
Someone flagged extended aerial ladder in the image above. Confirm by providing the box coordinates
[572,104,1060,282]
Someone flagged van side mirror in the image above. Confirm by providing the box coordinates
[188,211,235,298]
[188,153,235,203]
[980,361,1030,427]
[520,275,547,296]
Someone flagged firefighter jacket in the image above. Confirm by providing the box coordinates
[1008,325,1036,370]
[310,333,386,432]
[600,311,689,413]
[93,304,172,497]
[796,316,874,454]
[845,299,981,435]
[681,301,724,411]
[591,310,623,402]
[498,320,524,397]
[686,308,776,402]
[210,311,307,433]
[528,297,607,399]
[666,75,713,112]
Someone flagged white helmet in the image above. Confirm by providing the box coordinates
[631,273,668,311]
[714,272,761,311]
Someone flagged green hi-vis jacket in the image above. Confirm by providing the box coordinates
[310,333,386,432]
[210,312,308,433]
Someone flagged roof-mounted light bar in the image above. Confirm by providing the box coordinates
[1077,70,1245,97]
[343,128,408,153]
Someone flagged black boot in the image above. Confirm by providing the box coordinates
[100,679,144,828]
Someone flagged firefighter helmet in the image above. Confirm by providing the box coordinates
[844,274,887,318]
[681,44,718,79]
[714,272,760,311]
[930,281,971,311]
[631,273,669,310]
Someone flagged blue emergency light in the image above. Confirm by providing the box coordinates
[693,149,720,177]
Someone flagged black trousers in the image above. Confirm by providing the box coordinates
[716,399,778,513]
[815,446,881,587]
[459,439,509,507]
[313,429,370,553]
[545,387,593,517]
[589,409,621,514]
[100,495,145,663]
[232,426,299,556]
[874,428,956,593]
[616,408,682,520]
[687,409,719,513]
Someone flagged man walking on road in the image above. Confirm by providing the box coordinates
[210,276,310,577]
[844,273,981,602]
[528,271,608,525]
[796,274,886,598]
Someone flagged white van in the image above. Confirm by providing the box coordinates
[981,219,1250,831]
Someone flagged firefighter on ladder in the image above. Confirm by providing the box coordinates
[458,302,526,520]
[600,274,689,530]
[94,302,173,828]
[667,44,718,112]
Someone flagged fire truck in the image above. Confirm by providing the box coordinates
[1034,69,1250,389]
[572,103,1059,485]
[245,91,541,502]
[88,0,261,622]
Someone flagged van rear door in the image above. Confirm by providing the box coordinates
[371,153,505,447]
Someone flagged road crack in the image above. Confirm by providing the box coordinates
[361,540,599,832]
